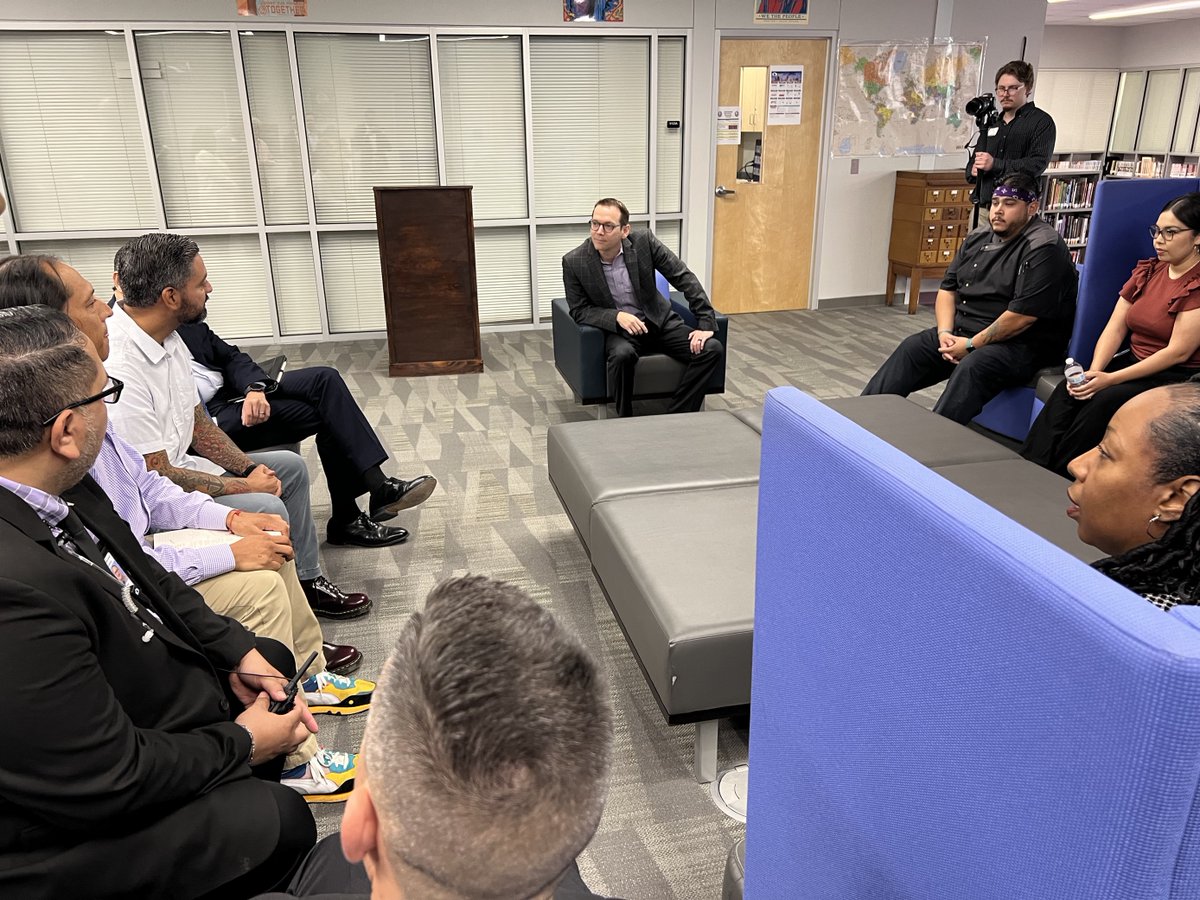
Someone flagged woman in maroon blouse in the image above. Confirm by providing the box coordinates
[1022,192,1200,477]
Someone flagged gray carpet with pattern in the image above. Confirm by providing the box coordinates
[247,304,938,899]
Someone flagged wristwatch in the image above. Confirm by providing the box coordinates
[965,338,975,353]
[245,381,268,394]
[239,462,258,478]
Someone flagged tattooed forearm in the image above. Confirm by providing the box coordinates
[191,404,254,473]
[143,449,232,497]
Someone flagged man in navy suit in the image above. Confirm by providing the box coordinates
[562,197,723,417]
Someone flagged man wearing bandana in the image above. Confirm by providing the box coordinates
[863,173,1077,424]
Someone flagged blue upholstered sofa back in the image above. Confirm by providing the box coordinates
[744,386,1200,899]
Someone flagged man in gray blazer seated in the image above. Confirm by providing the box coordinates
[562,197,723,417]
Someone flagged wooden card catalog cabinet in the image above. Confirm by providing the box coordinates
[374,186,483,376]
[886,170,976,314]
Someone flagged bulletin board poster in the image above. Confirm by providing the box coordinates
[768,66,804,125]
[564,0,625,22]
[716,106,742,145]
[754,0,809,23]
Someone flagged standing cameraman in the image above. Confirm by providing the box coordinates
[967,61,1056,213]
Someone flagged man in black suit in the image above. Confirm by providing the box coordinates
[0,306,318,899]
[562,197,723,417]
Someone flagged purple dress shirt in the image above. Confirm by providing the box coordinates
[89,423,235,585]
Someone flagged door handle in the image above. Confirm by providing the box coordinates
[715,185,736,197]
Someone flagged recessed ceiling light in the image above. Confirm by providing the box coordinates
[1091,0,1200,19]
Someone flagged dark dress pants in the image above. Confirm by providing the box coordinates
[861,326,1044,425]
[258,833,611,900]
[604,313,724,418]
[1021,352,1197,478]
[214,366,388,503]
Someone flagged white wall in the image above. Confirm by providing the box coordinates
[0,0,1056,308]
[1040,25,1123,70]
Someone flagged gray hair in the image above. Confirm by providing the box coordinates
[0,306,94,457]
[363,575,612,900]
[115,233,199,308]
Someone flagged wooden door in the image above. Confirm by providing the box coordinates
[712,38,828,313]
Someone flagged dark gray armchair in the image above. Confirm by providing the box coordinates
[551,287,729,415]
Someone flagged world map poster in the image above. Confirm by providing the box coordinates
[833,40,985,157]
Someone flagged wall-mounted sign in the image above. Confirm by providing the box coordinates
[754,0,809,23]
[237,0,308,16]
[717,106,742,145]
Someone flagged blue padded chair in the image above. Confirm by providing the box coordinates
[745,387,1200,899]
[974,176,1200,440]
[551,271,729,416]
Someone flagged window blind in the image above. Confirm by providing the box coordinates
[657,37,685,214]
[318,231,386,332]
[1110,71,1146,153]
[267,233,322,335]
[1174,70,1200,154]
[241,32,309,225]
[475,227,532,324]
[1037,70,1118,153]
[19,239,126,302]
[193,234,272,338]
[530,37,650,217]
[535,223,590,320]
[136,31,258,228]
[295,34,438,224]
[656,218,681,255]
[1140,69,1182,153]
[0,31,158,231]
[438,36,528,220]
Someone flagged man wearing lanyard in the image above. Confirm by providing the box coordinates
[0,306,319,898]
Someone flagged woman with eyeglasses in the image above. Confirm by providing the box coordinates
[1021,192,1200,477]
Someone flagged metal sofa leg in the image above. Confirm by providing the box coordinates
[694,719,718,783]
[596,403,609,420]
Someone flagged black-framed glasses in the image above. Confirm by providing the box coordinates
[589,220,621,234]
[40,377,123,427]
[1149,225,1193,240]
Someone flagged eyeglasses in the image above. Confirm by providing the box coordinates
[995,84,1024,94]
[589,220,621,234]
[40,376,123,427]
[1149,225,1194,240]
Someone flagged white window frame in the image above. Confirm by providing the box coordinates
[0,20,691,342]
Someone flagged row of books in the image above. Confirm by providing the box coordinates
[1046,159,1101,172]
[1042,178,1095,210]
[1049,213,1090,244]
[1107,158,1166,178]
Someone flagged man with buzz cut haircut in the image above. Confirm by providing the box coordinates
[863,172,1077,424]
[256,575,615,900]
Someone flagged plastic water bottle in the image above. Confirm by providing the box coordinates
[1064,358,1087,387]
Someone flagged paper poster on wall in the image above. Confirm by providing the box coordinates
[754,0,809,23]
[767,66,804,125]
[716,106,742,145]
[564,0,624,22]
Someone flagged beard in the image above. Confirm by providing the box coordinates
[183,298,209,324]
[57,408,105,494]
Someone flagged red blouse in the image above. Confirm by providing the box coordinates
[1119,258,1200,367]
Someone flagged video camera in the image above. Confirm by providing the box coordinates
[966,93,1002,130]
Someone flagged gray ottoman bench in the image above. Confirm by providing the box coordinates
[547,395,1093,783]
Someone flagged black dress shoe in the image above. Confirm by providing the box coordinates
[369,475,437,522]
[322,642,363,676]
[301,575,372,620]
[327,512,409,548]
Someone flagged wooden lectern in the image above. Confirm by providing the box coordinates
[374,186,483,376]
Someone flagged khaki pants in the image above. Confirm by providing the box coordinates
[196,560,322,768]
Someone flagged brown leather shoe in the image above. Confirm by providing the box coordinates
[322,642,363,676]
[302,575,372,620]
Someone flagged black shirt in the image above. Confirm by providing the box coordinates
[942,216,1077,358]
[966,102,1056,207]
